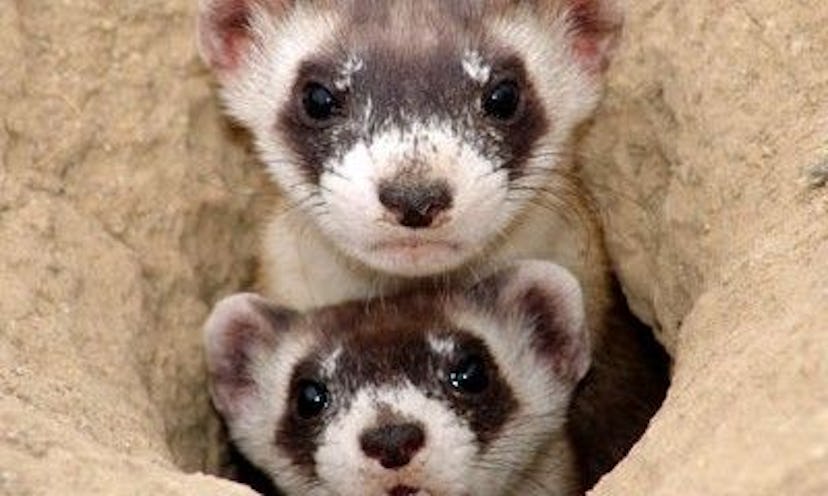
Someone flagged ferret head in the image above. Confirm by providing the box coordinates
[205,261,590,496]
[198,0,621,277]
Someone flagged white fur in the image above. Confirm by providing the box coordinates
[261,180,600,313]
[217,4,340,211]
[317,121,514,277]
[488,5,602,195]
[334,54,365,91]
[212,318,322,493]
[314,385,478,496]
[320,346,343,377]
[489,260,590,380]
[427,334,456,357]
[461,50,492,84]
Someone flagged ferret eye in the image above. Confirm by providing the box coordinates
[483,81,520,121]
[302,83,338,122]
[449,355,489,394]
[296,379,329,419]
[482,80,521,121]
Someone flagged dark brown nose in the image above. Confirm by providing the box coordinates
[359,423,426,470]
[378,181,453,229]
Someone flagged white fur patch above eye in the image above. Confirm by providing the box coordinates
[320,346,343,377]
[427,334,456,356]
[461,50,491,84]
[335,54,365,91]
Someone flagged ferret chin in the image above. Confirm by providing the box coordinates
[366,238,466,277]
[199,0,670,489]
[204,261,590,496]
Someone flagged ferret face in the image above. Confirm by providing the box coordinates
[205,261,590,496]
[274,38,548,277]
[282,328,519,496]
[199,0,621,277]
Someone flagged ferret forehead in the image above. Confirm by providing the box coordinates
[312,290,453,335]
[356,43,518,109]
[344,0,486,34]
[300,296,488,380]
[308,1,523,88]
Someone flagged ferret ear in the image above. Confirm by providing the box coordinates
[203,293,297,419]
[468,261,591,383]
[197,0,293,73]
[551,0,624,73]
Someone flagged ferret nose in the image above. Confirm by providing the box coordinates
[359,423,426,470]
[378,181,453,229]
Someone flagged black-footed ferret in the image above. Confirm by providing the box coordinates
[205,261,589,496]
[197,0,670,486]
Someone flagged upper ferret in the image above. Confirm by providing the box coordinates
[204,261,590,496]
[197,0,622,278]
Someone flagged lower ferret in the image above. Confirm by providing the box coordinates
[204,261,590,496]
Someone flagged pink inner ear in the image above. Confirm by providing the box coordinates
[565,0,620,73]
[202,0,298,72]
[519,286,588,383]
[203,0,257,71]
[210,320,260,415]
[220,6,255,68]
[204,293,294,418]
[572,37,604,72]
[568,0,604,33]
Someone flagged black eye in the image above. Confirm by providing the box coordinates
[302,83,338,122]
[483,80,521,121]
[449,355,489,394]
[296,379,329,419]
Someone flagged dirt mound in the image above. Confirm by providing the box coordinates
[582,2,828,494]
